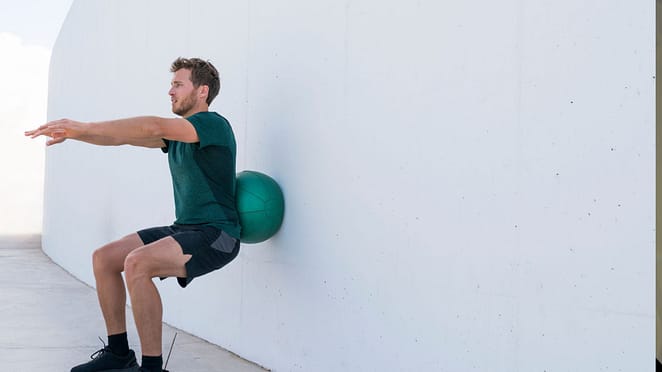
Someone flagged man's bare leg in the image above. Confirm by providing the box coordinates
[124,237,191,356]
[70,234,147,372]
[92,233,146,335]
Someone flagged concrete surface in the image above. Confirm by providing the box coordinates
[0,234,268,372]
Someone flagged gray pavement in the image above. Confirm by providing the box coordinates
[0,234,268,372]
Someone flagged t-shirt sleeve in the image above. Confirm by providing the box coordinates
[186,112,231,149]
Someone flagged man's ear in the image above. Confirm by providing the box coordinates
[199,85,209,100]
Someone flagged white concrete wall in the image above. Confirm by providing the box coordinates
[44,1,655,371]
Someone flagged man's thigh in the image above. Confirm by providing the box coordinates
[95,233,145,272]
[126,237,191,279]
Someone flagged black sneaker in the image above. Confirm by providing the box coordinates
[70,341,138,372]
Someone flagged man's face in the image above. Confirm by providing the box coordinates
[169,68,199,117]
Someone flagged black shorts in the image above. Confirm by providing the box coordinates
[137,224,240,288]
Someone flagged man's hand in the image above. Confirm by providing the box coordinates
[25,119,87,146]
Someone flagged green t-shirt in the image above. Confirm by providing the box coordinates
[162,111,241,239]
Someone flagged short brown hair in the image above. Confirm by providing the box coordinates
[170,57,220,105]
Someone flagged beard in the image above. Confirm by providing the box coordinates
[172,90,198,116]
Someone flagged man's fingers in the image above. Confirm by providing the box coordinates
[29,129,49,139]
[26,120,61,135]
[26,126,66,139]
[46,137,66,146]
[24,127,45,136]
[26,119,71,141]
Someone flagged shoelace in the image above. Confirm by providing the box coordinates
[89,336,111,360]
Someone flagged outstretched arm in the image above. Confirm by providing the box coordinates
[25,116,199,147]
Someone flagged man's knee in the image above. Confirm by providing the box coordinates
[123,251,151,284]
[92,244,117,273]
[93,238,134,274]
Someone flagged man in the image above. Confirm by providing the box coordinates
[26,58,241,372]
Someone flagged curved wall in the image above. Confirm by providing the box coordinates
[44,1,654,371]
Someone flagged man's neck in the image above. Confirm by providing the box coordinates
[182,106,210,118]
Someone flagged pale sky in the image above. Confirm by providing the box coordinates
[0,0,73,234]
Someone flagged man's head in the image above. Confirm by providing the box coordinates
[169,57,220,116]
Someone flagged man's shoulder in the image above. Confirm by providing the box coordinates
[186,111,235,147]
[188,111,230,125]
[187,111,232,131]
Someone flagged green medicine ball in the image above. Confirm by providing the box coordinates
[236,170,285,244]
